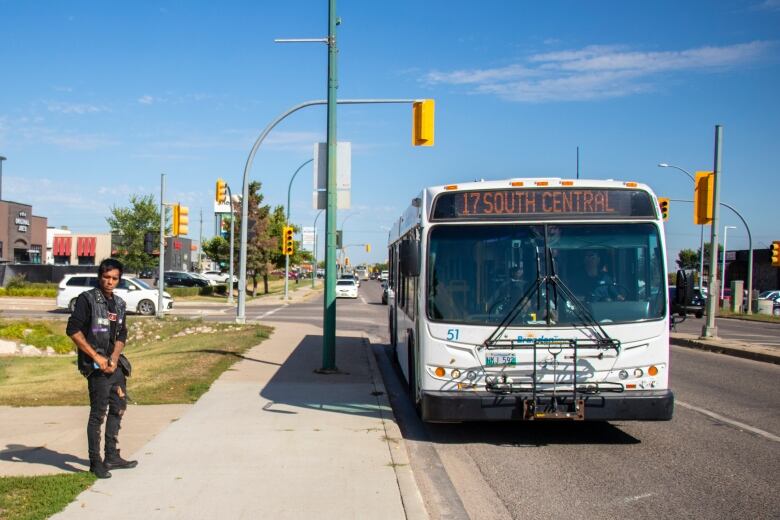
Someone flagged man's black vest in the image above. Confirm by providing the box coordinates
[77,288,127,376]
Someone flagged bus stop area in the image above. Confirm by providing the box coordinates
[1,320,427,520]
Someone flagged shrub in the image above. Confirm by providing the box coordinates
[199,285,214,296]
[6,274,29,289]
[0,321,73,354]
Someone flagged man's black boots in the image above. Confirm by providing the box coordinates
[89,460,112,479]
[104,450,138,470]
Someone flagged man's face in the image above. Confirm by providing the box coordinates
[99,268,121,294]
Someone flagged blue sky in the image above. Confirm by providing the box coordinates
[1,0,778,268]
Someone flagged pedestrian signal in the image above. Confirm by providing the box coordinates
[216,179,227,203]
[412,99,435,147]
[173,204,189,236]
[772,241,780,267]
[658,197,670,221]
[282,226,295,256]
[694,171,714,225]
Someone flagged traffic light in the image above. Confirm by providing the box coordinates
[772,241,780,267]
[216,178,227,203]
[365,243,371,253]
[412,99,435,146]
[282,226,295,256]
[658,197,670,221]
[693,171,714,225]
[345,257,350,266]
[172,204,189,236]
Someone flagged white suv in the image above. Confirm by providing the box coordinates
[57,274,173,315]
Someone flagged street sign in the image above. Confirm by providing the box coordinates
[301,226,315,251]
[313,141,351,209]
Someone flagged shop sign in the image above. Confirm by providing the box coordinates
[15,211,30,232]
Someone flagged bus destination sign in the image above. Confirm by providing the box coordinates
[431,188,655,220]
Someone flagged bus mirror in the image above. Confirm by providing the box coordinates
[400,240,420,277]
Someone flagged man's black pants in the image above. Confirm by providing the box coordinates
[87,369,127,463]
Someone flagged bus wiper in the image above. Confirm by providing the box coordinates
[482,245,545,349]
[547,247,617,351]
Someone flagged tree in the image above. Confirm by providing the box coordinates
[676,249,699,270]
[106,194,162,273]
[234,181,275,295]
[202,236,229,267]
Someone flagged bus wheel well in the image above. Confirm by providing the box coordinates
[407,330,421,416]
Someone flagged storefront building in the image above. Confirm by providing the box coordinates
[0,200,47,264]
[50,232,112,265]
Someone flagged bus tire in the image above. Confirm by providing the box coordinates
[389,307,397,347]
[407,331,422,417]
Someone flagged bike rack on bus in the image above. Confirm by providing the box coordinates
[482,337,622,420]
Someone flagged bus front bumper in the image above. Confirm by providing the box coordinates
[420,389,674,422]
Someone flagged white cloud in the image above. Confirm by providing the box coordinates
[753,0,780,11]
[138,95,158,105]
[423,40,776,102]
[46,101,107,114]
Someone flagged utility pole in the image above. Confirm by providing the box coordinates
[157,173,166,319]
[576,146,580,179]
[0,155,6,201]
[702,125,723,338]
[198,208,203,271]
[320,0,339,372]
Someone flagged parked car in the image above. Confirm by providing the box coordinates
[773,295,780,316]
[157,271,210,288]
[189,272,217,286]
[380,270,389,282]
[669,287,705,319]
[335,279,358,299]
[758,290,780,301]
[138,268,157,279]
[57,274,173,315]
[201,271,233,284]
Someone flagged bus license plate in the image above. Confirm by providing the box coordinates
[486,353,516,366]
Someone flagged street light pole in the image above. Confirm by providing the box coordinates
[658,163,706,282]
[285,158,314,301]
[721,225,736,301]
[702,125,724,339]
[157,173,167,319]
[225,184,235,305]
[312,209,324,289]
[0,155,6,201]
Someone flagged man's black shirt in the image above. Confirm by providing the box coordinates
[66,291,128,357]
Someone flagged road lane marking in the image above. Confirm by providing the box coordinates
[676,400,780,442]
[360,296,367,304]
[257,307,283,320]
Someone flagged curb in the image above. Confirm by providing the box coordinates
[670,335,780,365]
[363,337,430,520]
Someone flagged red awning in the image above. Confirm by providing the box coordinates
[77,237,96,257]
[53,236,72,256]
[77,237,84,256]
[89,237,96,257]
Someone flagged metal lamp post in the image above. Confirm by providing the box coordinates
[721,225,736,300]
[0,155,6,201]
[312,209,324,288]
[658,163,706,280]
[285,158,314,300]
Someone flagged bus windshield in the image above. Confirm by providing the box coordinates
[427,223,665,326]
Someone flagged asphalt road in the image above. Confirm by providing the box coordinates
[2,290,779,519]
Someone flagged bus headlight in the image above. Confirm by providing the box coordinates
[451,369,461,379]
[466,370,477,381]
[618,370,629,380]
[634,368,644,378]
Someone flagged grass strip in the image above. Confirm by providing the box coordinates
[0,472,95,520]
[718,309,780,323]
[0,317,271,406]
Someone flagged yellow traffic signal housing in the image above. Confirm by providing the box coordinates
[412,99,435,147]
[693,171,714,225]
[772,241,780,267]
[216,178,227,203]
[172,204,189,236]
[345,256,350,266]
[658,197,670,221]
[282,226,295,256]
[365,243,371,253]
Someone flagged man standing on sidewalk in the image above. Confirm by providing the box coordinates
[67,258,138,479]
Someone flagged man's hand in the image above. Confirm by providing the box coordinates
[94,354,110,372]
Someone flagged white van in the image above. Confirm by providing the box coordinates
[56,274,173,315]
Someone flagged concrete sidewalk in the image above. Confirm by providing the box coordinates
[52,321,426,520]
[670,332,780,364]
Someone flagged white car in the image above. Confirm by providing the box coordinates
[335,279,358,299]
[380,270,389,282]
[758,290,780,301]
[201,271,236,284]
[57,274,173,315]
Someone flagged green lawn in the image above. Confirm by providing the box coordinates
[0,317,271,406]
[0,473,96,520]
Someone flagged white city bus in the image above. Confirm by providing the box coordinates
[387,178,674,422]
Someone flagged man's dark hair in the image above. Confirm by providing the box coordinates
[97,258,124,278]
